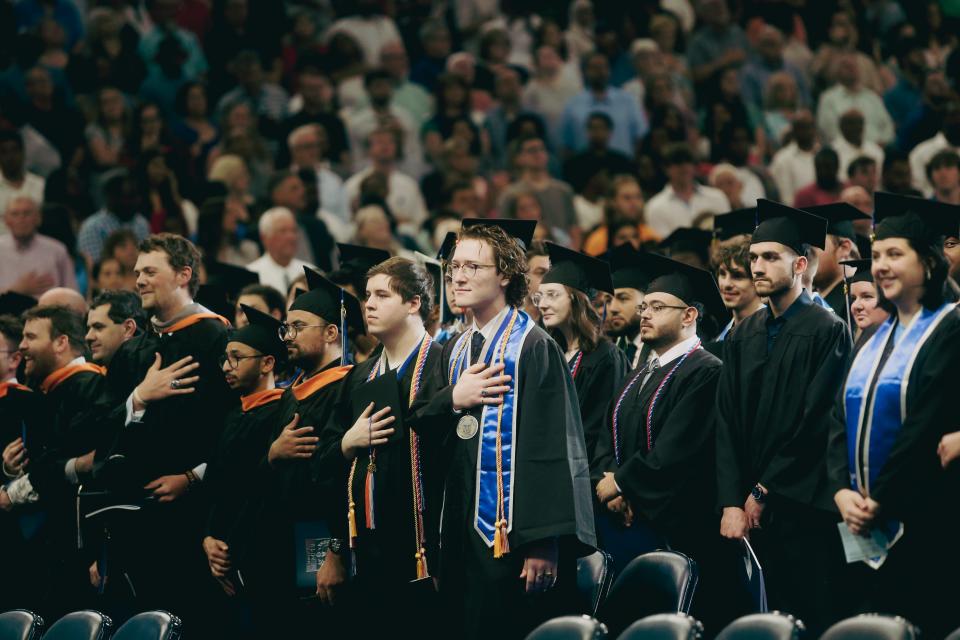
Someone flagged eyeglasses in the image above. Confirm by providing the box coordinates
[638,302,689,314]
[278,322,326,340]
[531,290,570,306]
[445,262,496,279]
[219,353,264,370]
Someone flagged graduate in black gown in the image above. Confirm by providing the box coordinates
[316,257,445,636]
[716,200,852,634]
[534,242,628,470]
[264,267,362,627]
[707,234,765,355]
[97,234,237,631]
[408,219,596,640]
[829,198,960,637]
[593,254,749,634]
[838,259,889,350]
[0,306,111,619]
[604,243,650,369]
[801,203,872,321]
[203,305,295,638]
[0,315,40,454]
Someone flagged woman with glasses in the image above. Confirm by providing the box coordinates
[829,199,960,637]
[534,242,628,467]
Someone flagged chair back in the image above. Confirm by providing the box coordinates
[113,611,182,640]
[43,611,112,640]
[0,610,44,640]
[577,550,615,616]
[616,613,703,640]
[525,615,608,640]
[716,612,805,640]
[600,550,698,636]
[820,614,919,640]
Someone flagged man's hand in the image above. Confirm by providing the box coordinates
[216,576,237,597]
[744,493,766,529]
[74,450,96,475]
[268,414,318,464]
[2,438,28,476]
[341,403,395,458]
[606,496,634,527]
[89,561,106,589]
[835,489,874,536]
[520,538,559,593]
[316,549,346,605]
[596,472,620,503]
[938,431,960,468]
[0,488,11,512]
[203,536,232,577]
[864,497,881,518]
[145,474,190,503]
[720,506,750,540]
[134,353,200,410]
[451,362,511,411]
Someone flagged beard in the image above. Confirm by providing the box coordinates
[754,273,794,299]
[606,316,641,339]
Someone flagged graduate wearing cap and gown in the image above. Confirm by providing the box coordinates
[263,267,360,617]
[801,203,872,321]
[827,203,960,638]
[593,253,750,633]
[604,243,653,370]
[314,257,446,636]
[408,219,596,640]
[330,244,390,363]
[203,305,297,636]
[874,191,960,285]
[712,207,759,243]
[536,243,628,469]
[432,231,466,344]
[716,200,852,634]
[838,259,889,350]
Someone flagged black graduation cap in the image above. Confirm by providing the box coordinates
[541,242,614,295]
[752,199,827,252]
[643,252,727,326]
[712,207,758,240]
[205,261,260,301]
[605,243,653,291]
[658,228,713,263]
[801,202,871,240]
[840,259,873,284]
[290,266,366,334]
[231,304,286,359]
[195,284,233,321]
[855,234,872,260]
[436,231,458,262]
[336,243,390,273]
[461,218,537,251]
[0,292,37,318]
[873,191,960,242]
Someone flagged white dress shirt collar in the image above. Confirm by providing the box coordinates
[651,334,700,367]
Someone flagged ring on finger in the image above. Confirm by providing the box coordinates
[170,379,181,389]
[481,388,486,397]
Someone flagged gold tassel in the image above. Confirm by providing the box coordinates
[415,549,429,579]
[348,499,358,542]
[493,519,510,558]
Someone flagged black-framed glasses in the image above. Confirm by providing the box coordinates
[638,302,689,314]
[219,353,264,370]
[445,262,496,280]
[278,322,326,340]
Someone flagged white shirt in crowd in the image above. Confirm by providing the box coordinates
[0,172,45,235]
[831,136,884,182]
[344,167,428,238]
[909,132,957,197]
[246,254,314,296]
[769,142,817,207]
[644,183,730,238]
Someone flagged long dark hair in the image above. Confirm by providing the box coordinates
[875,236,953,313]
[138,149,187,235]
[548,287,601,353]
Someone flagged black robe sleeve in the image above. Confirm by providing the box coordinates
[575,341,629,469]
[715,332,749,509]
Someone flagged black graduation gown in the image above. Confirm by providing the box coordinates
[593,348,750,633]
[826,309,960,637]
[715,299,851,633]
[0,382,43,453]
[409,319,596,640]
[570,340,629,470]
[823,283,849,321]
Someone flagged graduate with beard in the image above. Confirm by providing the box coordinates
[0,306,110,618]
[593,253,749,633]
[0,314,40,455]
[264,267,363,626]
[716,200,852,634]
[407,219,596,640]
[203,304,295,638]
[829,199,960,637]
[535,243,628,467]
[604,243,651,369]
[316,257,445,636]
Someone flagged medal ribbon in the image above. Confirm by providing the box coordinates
[448,308,532,556]
[644,340,701,451]
[568,351,584,379]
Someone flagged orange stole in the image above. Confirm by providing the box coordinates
[291,366,352,401]
[40,363,106,393]
[240,387,285,412]
[0,381,30,399]
[157,312,230,334]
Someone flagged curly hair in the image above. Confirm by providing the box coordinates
[366,257,435,323]
[456,224,529,308]
[712,236,752,275]
[138,233,202,297]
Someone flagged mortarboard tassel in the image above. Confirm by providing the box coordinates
[347,459,359,542]
[494,519,510,558]
[339,289,349,363]
[364,465,376,529]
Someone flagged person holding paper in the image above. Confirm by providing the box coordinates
[316,257,445,635]
[593,252,749,633]
[407,219,596,640]
[715,200,852,635]
[203,305,295,635]
[828,194,960,638]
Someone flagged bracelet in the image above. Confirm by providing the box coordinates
[132,386,147,408]
[184,469,198,490]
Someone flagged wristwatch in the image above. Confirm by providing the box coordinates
[751,484,767,504]
[327,538,343,554]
